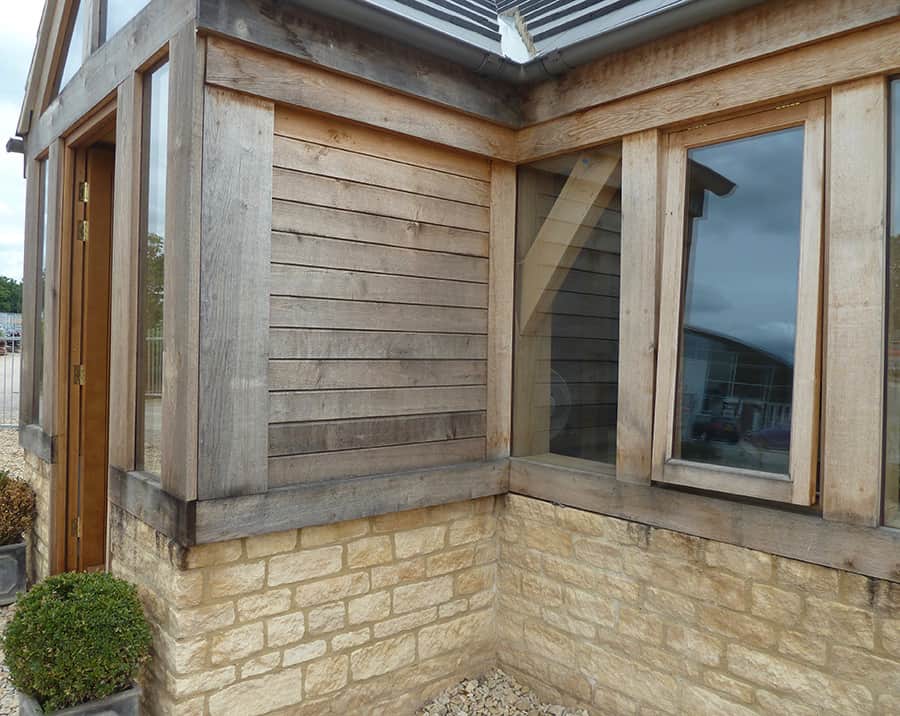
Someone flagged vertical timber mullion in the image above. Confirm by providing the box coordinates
[487,161,516,460]
[198,87,274,499]
[617,129,661,483]
[108,73,142,472]
[823,76,888,525]
[162,25,203,501]
[20,160,42,429]
[43,140,63,442]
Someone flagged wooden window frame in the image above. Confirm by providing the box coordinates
[134,57,168,476]
[652,100,826,505]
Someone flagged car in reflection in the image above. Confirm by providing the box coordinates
[746,425,790,451]
[691,417,739,443]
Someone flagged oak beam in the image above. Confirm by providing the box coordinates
[198,87,274,499]
[616,130,661,484]
[518,152,620,335]
[510,458,900,584]
[487,162,516,460]
[205,36,517,162]
[197,0,520,127]
[823,77,888,526]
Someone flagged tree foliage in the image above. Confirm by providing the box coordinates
[0,277,22,314]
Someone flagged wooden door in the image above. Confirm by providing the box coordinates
[65,145,114,572]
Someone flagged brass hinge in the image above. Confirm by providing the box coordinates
[77,181,89,203]
[71,516,82,539]
[72,364,86,386]
[77,220,89,243]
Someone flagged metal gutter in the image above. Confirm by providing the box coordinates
[290,0,764,83]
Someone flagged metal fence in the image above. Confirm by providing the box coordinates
[0,334,21,428]
[145,327,163,397]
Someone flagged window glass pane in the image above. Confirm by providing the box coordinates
[138,63,168,475]
[513,145,622,464]
[885,79,900,526]
[674,127,804,475]
[34,162,49,424]
[59,0,88,92]
[104,0,151,42]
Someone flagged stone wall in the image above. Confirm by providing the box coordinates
[498,493,900,716]
[108,497,498,716]
[21,450,51,583]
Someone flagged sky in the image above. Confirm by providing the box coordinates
[0,4,43,282]
[682,126,805,364]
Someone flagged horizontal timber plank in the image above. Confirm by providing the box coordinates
[270,265,487,308]
[269,411,486,456]
[273,169,490,233]
[537,337,618,362]
[521,0,900,124]
[546,292,618,319]
[268,359,487,391]
[271,202,488,257]
[271,233,488,283]
[274,108,492,181]
[194,460,509,543]
[518,19,900,161]
[509,457,900,584]
[205,36,516,160]
[528,315,618,340]
[273,135,490,206]
[270,329,487,359]
[549,360,618,383]
[269,437,486,487]
[270,297,487,334]
[198,0,521,127]
[270,386,487,423]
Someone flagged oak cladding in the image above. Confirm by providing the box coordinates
[267,107,490,487]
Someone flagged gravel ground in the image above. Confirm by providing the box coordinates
[0,429,24,715]
[418,670,589,716]
[0,430,23,479]
[0,605,15,716]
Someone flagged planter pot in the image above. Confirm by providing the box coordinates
[19,685,142,715]
[0,540,26,606]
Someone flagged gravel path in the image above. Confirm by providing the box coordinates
[0,605,15,716]
[419,670,588,716]
[0,430,23,479]
[0,428,24,715]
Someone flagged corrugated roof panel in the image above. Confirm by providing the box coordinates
[367,0,502,42]
[327,0,762,73]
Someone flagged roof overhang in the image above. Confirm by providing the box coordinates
[289,0,766,83]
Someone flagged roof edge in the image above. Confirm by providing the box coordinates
[291,0,764,84]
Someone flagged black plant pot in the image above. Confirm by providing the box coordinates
[0,541,26,606]
[19,685,142,715]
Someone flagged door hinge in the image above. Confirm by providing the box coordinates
[77,220,89,243]
[72,364,86,386]
[77,181,89,203]
[71,516,82,539]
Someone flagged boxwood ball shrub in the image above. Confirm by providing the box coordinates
[0,471,35,546]
[3,572,152,712]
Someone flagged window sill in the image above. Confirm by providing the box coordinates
[19,424,54,464]
[509,456,900,584]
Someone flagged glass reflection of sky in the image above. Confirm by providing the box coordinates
[683,127,805,364]
[147,64,169,241]
[59,0,87,91]
[105,0,151,42]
